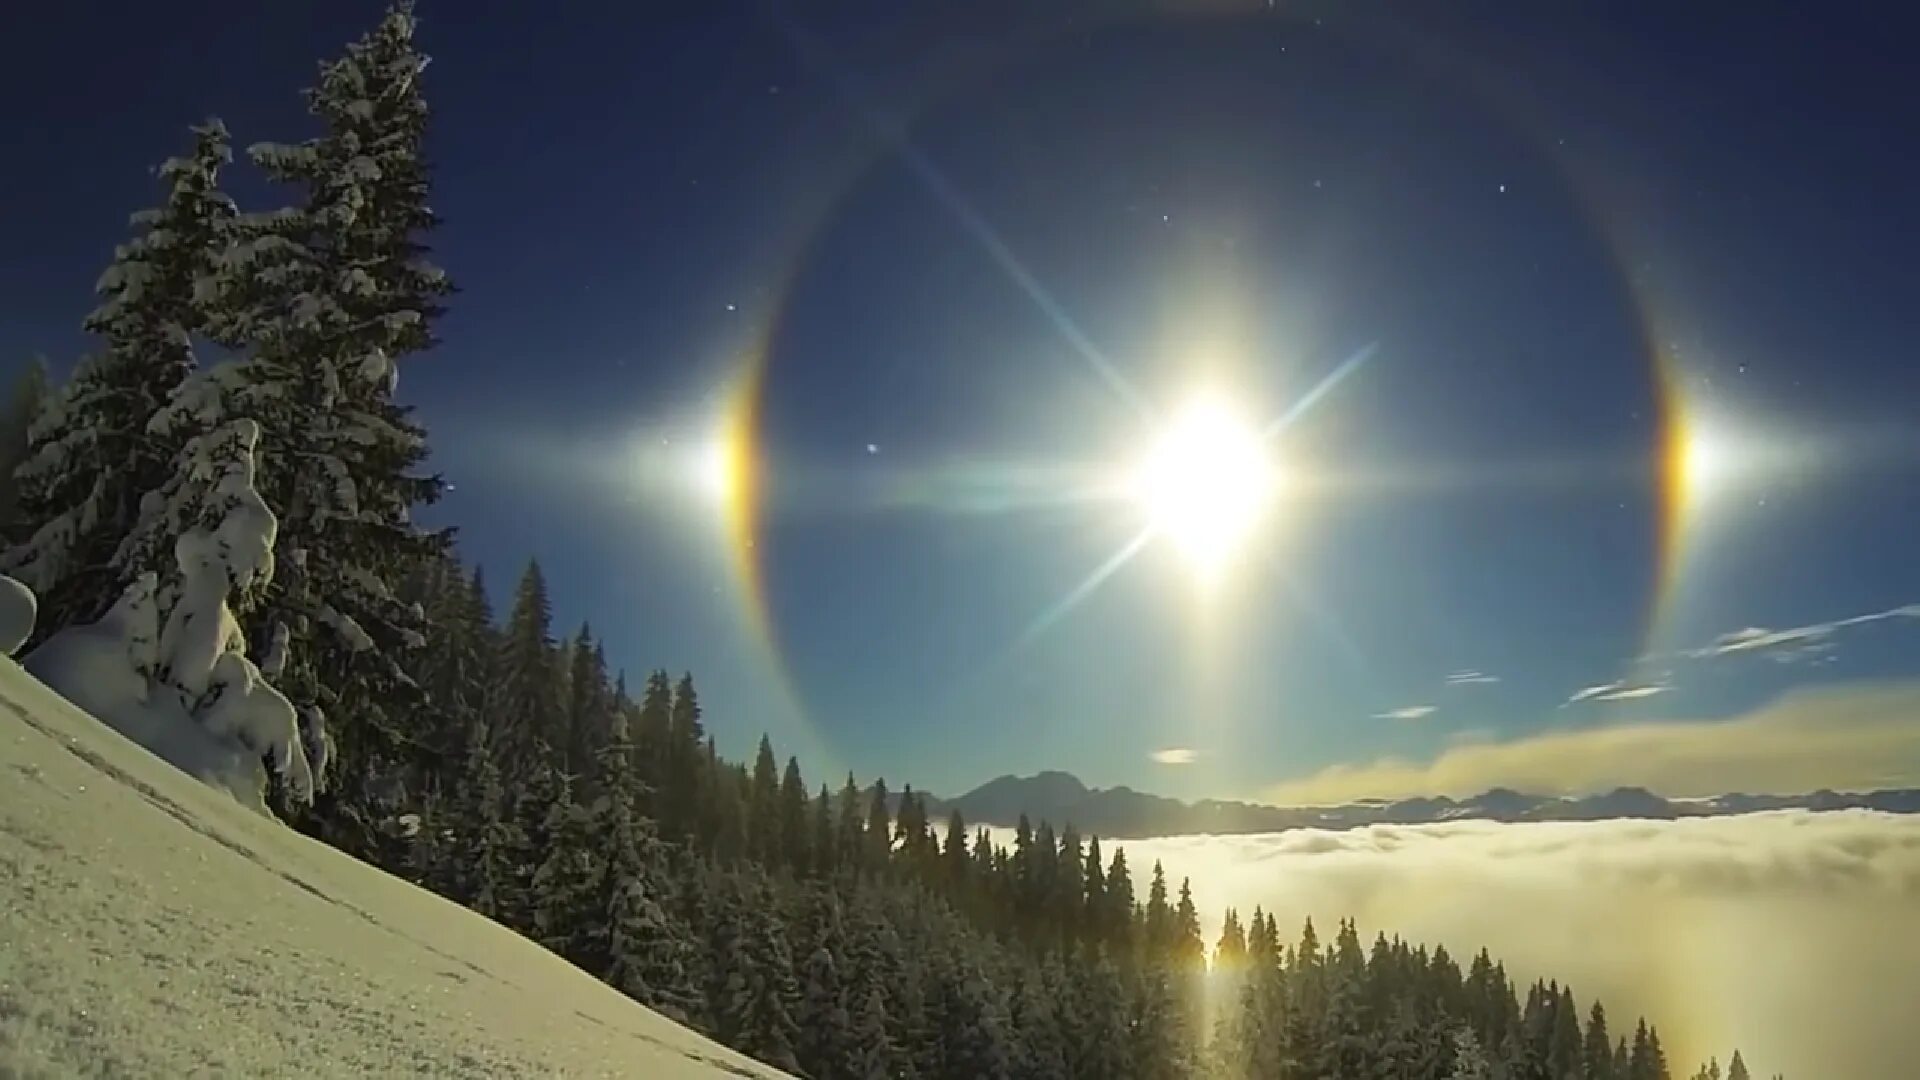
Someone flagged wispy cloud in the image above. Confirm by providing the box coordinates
[1150,747,1197,765]
[1374,705,1437,721]
[1689,602,1920,661]
[1264,679,1920,805]
[1567,680,1670,705]
[1445,670,1501,686]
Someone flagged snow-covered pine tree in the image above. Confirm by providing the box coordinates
[598,708,699,1020]
[848,982,903,1080]
[732,881,802,1072]
[191,2,453,845]
[1130,959,1192,1080]
[529,771,598,963]
[794,890,851,1079]
[501,740,563,934]
[1009,962,1066,1080]
[1448,1026,1494,1080]
[934,952,1014,1080]
[450,715,515,918]
[28,414,322,815]
[7,121,234,645]
[1071,953,1131,1080]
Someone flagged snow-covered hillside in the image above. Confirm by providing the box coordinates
[0,658,787,1079]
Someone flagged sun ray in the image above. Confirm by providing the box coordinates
[1262,341,1379,441]
[776,20,1156,424]
[1012,525,1158,651]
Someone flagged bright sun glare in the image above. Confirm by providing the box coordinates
[1131,393,1278,578]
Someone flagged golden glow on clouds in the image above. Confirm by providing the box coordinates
[1262,680,1920,805]
[1115,811,1920,1080]
[1128,391,1279,581]
[1151,747,1199,765]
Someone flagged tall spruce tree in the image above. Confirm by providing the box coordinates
[748,734,780,864]
[449,716,514,918]
[191,3,454,845]
[777,756,810,877]
[7,120,234,643]
[598,707,698,1019]
[1584,1000,1615,1080]
[495,561,560,777]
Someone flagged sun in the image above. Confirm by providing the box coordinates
[1129,392,1280,579]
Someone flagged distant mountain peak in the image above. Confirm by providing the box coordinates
[916,772,1920,841]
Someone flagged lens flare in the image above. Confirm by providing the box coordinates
[1130,393,1280,581]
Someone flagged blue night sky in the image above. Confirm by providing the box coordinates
[4,2,1917,803]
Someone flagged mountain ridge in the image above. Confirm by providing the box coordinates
[893,770,1920,838]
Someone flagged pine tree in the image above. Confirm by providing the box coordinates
[835,773,865,875]
[530,774,598,963]
[1646,1026,1671,1080]
[1053,825,1084,950]
[632,669,672,817]
[495,561,561,781]
[665,673,705,841]
[793,889,851,1078]
[733,884,802,1071]
[0,356,49,536]
[1009,963,1067,1080]
[1173,878,1203,969]
[1081,837,1106,952]
[811,783,838,879]
[1549,985,1584,1079]
[1725,1050,1751,1080]
[449,716,514,918]
[1104,848,1134,951]
[865,778,893,877]
[7,120,234,643]
[778,756,810,877]
[1584,1000,1614,1080]
[562,623,608,783]
[599,708,697,1020]
[1449,1027,1495,1079]
[748,734,780,864]
[194,4,454,846]
[943,809,970,898]
[1144,860,1173,960]
[1630,1019,1656,1080]
[848,983,902,1080]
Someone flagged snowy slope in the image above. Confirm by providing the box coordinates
[0,659,786,1079]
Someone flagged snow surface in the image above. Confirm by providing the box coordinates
[0,659,789,1079]
[0,574,34,655]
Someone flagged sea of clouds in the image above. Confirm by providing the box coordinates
[1081,811,1920,1078]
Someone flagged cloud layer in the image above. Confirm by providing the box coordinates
[1267,680,1920,805]
[1373,705,1437,721]
[1151,747,1197,765]
[1112,812,1920,1080]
